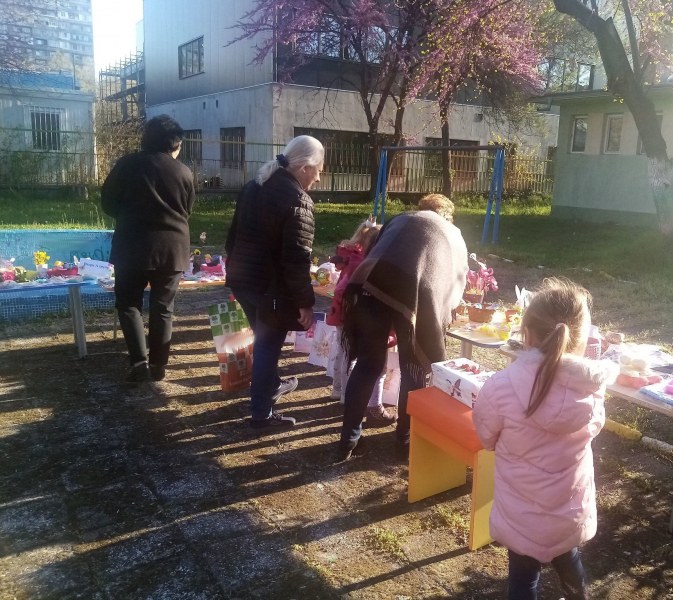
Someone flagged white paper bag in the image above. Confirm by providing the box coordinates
[382,350,401,407]
[308,321,336,368]
[326,333,342,378]
[293,312,325,354]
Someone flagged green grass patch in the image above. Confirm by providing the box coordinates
[1,190,672,288]
[364,526,406,559]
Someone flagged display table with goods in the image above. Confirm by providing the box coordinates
[0,231,116,325]
[0,279,92,357]
[499,341,673,419]
[0,248,117,357]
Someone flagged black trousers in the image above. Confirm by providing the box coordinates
[340,293,431,449]
[114,267,183,367]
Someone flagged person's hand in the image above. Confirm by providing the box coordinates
[298,307,314,330]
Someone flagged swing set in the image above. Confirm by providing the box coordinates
[372,144,506,245]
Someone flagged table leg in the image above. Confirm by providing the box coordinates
[460,340,473,359]
[469,449,495,550]
[68,285,87,358]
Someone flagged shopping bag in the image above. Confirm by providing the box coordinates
[308,321,337,368]
[293,312,325,354]
[326,332,342,378]
[208,301,254,392]
[382,350,401,407]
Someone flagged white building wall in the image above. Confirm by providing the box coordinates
[143,0,273,106]
[149,82,558,158]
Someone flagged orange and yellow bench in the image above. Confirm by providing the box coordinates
[407,387,495,550]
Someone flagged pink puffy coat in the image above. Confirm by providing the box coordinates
[326,243,365,327]
[473,349,618,563]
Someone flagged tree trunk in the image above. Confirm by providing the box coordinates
[649,158,673,234]
[440,102,452,197]
[553,0,673,233]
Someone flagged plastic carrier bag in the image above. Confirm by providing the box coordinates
[208,300,254,392]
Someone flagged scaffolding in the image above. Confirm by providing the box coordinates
[98,51,145,124]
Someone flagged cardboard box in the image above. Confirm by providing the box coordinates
[430,358,495,408]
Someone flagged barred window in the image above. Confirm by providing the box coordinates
[30,108,62,151]
[220,127,245,168]
[181,129,202,166]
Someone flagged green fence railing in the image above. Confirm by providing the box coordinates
[0,128,554,195]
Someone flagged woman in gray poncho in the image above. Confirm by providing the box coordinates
[338,200,468,461]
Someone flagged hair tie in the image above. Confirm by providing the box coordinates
[276,154,289,168]
[555,323,566,331]
[365,218,376,228]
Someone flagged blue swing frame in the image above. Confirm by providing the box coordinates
[373,144,506,244]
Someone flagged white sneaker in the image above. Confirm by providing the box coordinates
[330,387,342,401]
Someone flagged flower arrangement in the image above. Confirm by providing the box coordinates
[33,250,50,266]
[465,254,498,299]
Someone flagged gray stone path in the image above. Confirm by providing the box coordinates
[0,287,671,599]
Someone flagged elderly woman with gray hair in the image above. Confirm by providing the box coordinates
[225,135,324,429]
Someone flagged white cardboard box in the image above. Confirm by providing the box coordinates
[431,358,495,408]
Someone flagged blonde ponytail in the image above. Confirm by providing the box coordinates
[522,278,591,417]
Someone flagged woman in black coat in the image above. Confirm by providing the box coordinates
[226,135,324,429]
[101,115,195,384]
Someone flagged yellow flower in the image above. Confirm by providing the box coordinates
[33,250,50,265]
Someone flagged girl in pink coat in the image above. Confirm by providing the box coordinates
[474,277,617,600]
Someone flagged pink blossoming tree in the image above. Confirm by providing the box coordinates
[232,0,544,195]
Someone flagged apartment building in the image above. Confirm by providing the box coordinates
[0,0,95,184]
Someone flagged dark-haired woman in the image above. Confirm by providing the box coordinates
[102,114,195,384]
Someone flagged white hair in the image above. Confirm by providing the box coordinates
[256,135,325,185]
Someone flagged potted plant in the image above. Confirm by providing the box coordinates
[464,254,498,304]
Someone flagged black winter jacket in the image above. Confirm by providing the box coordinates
[225,168,315,308]
[101,151,196,271]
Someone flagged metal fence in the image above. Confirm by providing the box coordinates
[0,128,554,195]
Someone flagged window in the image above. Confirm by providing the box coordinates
[179,37,204,79]
[304,16,341,58]
[540,58,594,92]
[603,114,623,153]
[180,130,202,166]
[220,127,245,167]
[295,127,374,175]
[539,56,566,90]
[571,116,588,153]
[363,26,387,64]
[30,108,62,151]
[637,113,663,155]
[576,63,594,91]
